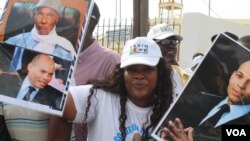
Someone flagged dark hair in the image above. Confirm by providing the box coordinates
[239,35,250,42]
[239,35,250,49]
[83,58,173,140]
[211,32,238,42]
[91,3,100,24]
[86,2,100,34]
[192,52,204,59]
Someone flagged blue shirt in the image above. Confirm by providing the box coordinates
[16,77,38,101]
[199,97,250,127]
[5,32,73,70]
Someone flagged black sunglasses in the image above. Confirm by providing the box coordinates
[156,39,180,45]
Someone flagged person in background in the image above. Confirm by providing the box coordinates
[47,37,193,141]
[211,31,238,43]
[185,53,204,75]
[239,35,250,49]
[48,3,120,141]
[147,23,189,99]
[0,117,10,141]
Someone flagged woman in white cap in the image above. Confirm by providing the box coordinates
[48,37,193,141]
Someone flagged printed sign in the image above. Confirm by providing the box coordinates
[0,0,94,116]
[151,33,250,141]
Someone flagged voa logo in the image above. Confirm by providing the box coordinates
[226,129,246,136]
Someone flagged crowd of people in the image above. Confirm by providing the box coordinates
[1,0,250,141]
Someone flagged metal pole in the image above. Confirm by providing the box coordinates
[208,0,211,16]
[133,0,140,38]
[120,0,121,20]
[115,0,117,19]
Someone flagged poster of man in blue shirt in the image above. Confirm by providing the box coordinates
[0,0,93,115]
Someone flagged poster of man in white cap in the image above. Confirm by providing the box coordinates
[151,33,250,141]
[0,0,94,116]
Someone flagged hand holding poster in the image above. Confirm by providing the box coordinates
[0,0,94,116]
[151,33,250,141]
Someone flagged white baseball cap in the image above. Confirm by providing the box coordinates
[36,0,61,15]
[120,37,162,68]
[147,23,183,41]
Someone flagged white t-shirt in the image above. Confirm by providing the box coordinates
[70,85,154,141]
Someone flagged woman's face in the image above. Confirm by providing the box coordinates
[124,64,158,107]
[227,61,250,105]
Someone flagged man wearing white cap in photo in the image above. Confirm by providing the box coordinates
[0,1,75,141]
[147,23,190,99]
[5,0,76,72]
[5,0,75,93]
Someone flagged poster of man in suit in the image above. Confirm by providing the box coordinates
[0,44,72,115]
[0,0,94,116]
[0,51,63,106]
[151,33,250,141]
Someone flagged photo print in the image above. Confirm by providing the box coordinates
[0,0,95,116]
[151,33,250,141]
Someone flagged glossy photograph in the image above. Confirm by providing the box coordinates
[151,33,250,141]
[0,0,93,115]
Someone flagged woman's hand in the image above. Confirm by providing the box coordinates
[160,118,194,141]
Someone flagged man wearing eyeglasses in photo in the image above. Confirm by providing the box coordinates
[147,23,190,99]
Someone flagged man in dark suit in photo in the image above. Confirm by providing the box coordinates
[159,60,250,141]
[200,60,250,126]
[193,60,250,141]
[0,53,62,109]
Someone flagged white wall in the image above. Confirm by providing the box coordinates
[179,13,250,68]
